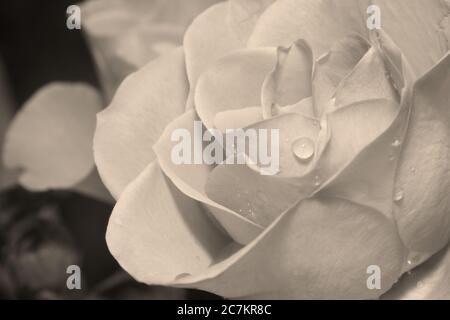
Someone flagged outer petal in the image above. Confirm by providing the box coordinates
[372,0,450,78]
[107,163,405,299]
[153,110,263,245]
[394,53,450,255]
[312,30,415,221]
[94,48,188,199]
[248,0,369,57]
[106,161,232,284]
[3,83,102,191]
[382,244,450,300]
[176,197,404,299]
[184,0,274,87]
[195,48,276,128]
[312,35,370,116]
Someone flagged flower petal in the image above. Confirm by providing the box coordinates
[228,0,276,43]
[382,244,450,300]
[106,161,232,285]
[205,164,302,227]
[94,48,188,199]
[296,46,401,197]
[214,107,263,132]
[372,0,450,78]
[248,0,369,57]
[315,34,413,217]
[3,83,102,191]
[195,48,276,129]
[153,110,263,245]
[245,113,321,179]
[184,1,274,87]
[175,197,405,299]
[320,105,408,219]
[394,53,450,254]
[333,47,399,108]
[313,35,370,116]
[261,39,313,115]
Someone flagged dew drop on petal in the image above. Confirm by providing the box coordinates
[394,189,404,202]
[314,175,322,187]
[292,137,315,162]
[392,139,402,147]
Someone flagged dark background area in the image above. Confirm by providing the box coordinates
[0,0,98,107]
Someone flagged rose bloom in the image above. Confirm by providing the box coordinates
[4,0,450,299]
[92,0,450,299]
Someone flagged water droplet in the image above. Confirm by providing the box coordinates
[416,281,425,289]
[392,139,402,147]
[389,155,396,162]
[314,175,322,187]
[394,189,404,202]
[410,166,416,174]
[292,137,315,162]
[406,253,422,267]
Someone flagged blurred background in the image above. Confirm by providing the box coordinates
[0,0,218,300]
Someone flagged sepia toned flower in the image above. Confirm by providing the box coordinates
[95,0,450,299]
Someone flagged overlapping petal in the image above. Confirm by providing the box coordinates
[195,48,276,128]
[382,244,450,300]
[312,35,370,116]
[316,30,414,218]
[205,164,302,227]
[261,39,313,114]
[94,48,188,199]
[153,110,263,245]
[106,161,232,284]
[180,197,405,299]
[108,176,405,298]
[184,0,275,87]
[371,0,450,78]
[393,53,450,255]
[248,0,369,57]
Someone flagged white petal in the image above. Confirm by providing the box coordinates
[3,83,102,191]
[153,110,264,245]
[106,161,232,285]
[394,53,450,254]
[94,48,188,199]
[195,48,276,128]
